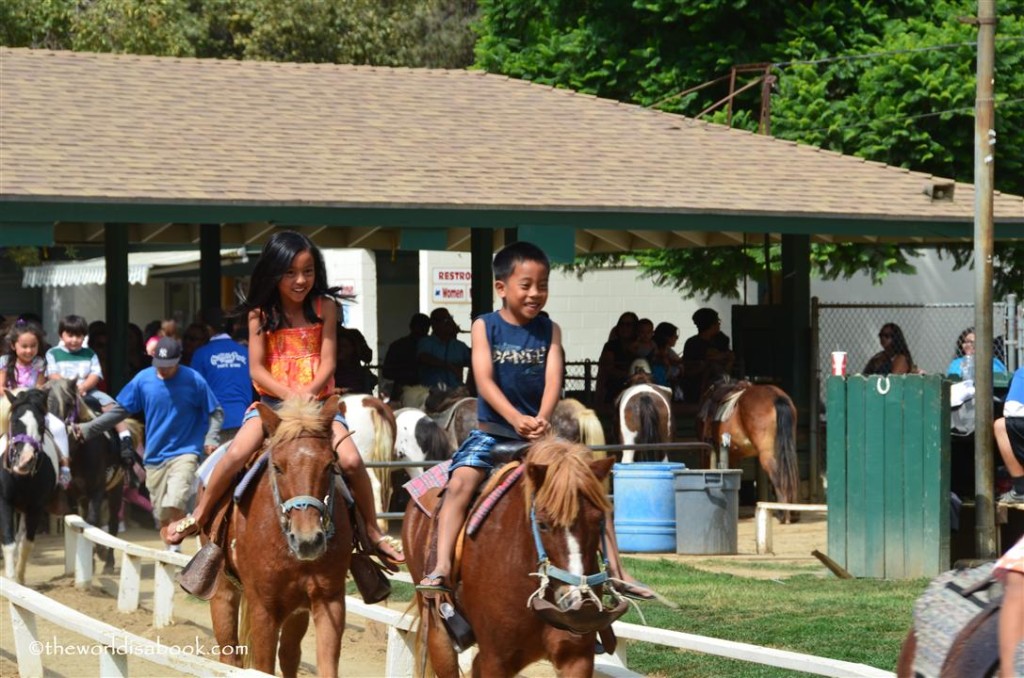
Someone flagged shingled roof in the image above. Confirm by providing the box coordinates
[1,47,1021,251]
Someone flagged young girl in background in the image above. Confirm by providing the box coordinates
[165,231,403,565]
[0,319,71,487]
[0,320,47,395]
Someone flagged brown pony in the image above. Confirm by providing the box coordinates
[403,439,621,677]
[206,397,353,677]
[696,377,799,518]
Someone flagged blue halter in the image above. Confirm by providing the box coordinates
[529,504,612,590]
[269,436,338,549]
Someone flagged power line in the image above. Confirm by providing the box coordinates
[791,97,1024,135]
[772,36,1024,68]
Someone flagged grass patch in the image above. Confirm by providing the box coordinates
[619,557,928,677]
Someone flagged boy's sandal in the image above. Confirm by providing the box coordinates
[415,572,452,599]
[373,535,405,570]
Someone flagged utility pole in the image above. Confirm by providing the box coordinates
[972,0,997,559]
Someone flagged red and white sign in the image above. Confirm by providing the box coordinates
[433,285,470,303]
[432,268,472,284]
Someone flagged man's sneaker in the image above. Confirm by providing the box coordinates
[997,489,1024,505]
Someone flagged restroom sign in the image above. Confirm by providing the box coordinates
[432,268,472,304]
[433,284,470,303]
[433,268,472,284]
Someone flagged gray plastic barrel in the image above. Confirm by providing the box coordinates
[673,469,742,555]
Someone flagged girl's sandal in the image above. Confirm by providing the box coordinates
[373,535,405,570]
[162,514,199,545]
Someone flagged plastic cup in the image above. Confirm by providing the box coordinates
[831,351,848,376]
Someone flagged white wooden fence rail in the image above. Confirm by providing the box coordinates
[1,576,267,678]
[5,513,892,678]
[754,502,830,554]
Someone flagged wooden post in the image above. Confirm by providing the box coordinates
[75,530,94,589]
[64,522,76,576]
[972,0,998,560]
[755,504,773,554]
[118,552,142,612]
[153,562,176,628]
[9,602,43,677]
[100,647,129,677]
[385,627,415,677]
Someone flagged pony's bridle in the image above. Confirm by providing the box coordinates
[526,504,629,634]
[4,401,46,476]
[268,435,339,554]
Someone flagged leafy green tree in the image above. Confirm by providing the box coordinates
[477,0,1024,297]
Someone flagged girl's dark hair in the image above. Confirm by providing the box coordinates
[954,327,974,358]
[882,322,915,370]
[492,241,550,281]
[3,320,45,389]
[234,231,344,334]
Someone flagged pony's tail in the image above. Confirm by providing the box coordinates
[773,396,799,505]
[367,399,396,517]
[576,407,606,448]
[636,394,662,449]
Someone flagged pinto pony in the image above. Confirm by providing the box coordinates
[696,378,799,519]
[617,382,674,463]
[207,397,353,677]
[0,389,56,583]
[339,393,396,527]
[403,439,624,678]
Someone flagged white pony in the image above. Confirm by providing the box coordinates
[393,407,455,480]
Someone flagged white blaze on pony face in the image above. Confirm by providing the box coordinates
[12,406,42,474]
[564,527,584,576]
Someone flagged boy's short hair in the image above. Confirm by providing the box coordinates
[492,241,550,281]
[59,314,89,336]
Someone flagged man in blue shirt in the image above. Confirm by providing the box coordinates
[189,308,253,441]
[79,337,223,547]
[417,307,471,390]
[995,367,1024,504]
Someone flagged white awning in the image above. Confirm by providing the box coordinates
[22,248,248,288]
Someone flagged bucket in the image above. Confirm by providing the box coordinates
[673,469,741,554]
[612,462,686,553]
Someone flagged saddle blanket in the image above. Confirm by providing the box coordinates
[403,460,524,536]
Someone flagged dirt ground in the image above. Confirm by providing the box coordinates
[0,512,828,677]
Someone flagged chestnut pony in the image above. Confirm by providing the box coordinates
[696,376,799,519]
[403,439,620,677]
[206,397,353,677]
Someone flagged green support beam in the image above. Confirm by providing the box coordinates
[516,225,575,264]
[400,228,449,251]
[104,225,129,394]
[0,224,54,246]
[200,224,221,315]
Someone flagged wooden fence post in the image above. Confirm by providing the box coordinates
[100,647,129,677]
[9,602,43,677]
[153,561,176,628]
[64,524,76,576]
[118,552,142,612]
[385,627,415,677]
[74,529,94,589]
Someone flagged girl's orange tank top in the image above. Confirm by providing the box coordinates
[254,298,334,399]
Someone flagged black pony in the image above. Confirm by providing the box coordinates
[1,388,56,584]
[45,377,126,572]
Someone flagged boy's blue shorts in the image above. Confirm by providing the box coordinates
[448,429,498,473]
[242,396,348,427]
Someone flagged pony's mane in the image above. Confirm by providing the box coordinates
[45,378,95,422]
[524,438,611,528]
[268,398,332,447]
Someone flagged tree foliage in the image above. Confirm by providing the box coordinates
[0,0,478,68]
[477,0,1024,297]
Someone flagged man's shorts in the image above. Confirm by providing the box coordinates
[1007,416,1024,464]
[146,454,199,521]
[241,396,348,427]
[448,429,498,473]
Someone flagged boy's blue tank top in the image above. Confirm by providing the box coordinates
[477,311,553,429]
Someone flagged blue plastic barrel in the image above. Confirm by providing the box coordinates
[612,462,686,552]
